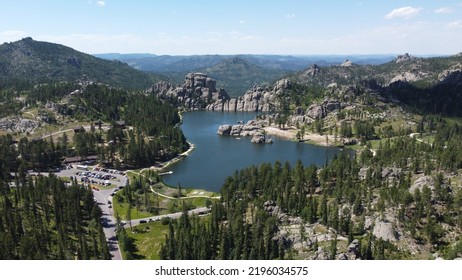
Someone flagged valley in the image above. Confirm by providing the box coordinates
[0,38,462,260]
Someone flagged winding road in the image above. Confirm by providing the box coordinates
[57,166,213,260]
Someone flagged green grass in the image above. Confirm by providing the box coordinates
[112,196,154,220]
[125,222,170,260]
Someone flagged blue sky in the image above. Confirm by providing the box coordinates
[0,0,461,55]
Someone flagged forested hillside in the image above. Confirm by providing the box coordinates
[0,38,160,89]
[0,72,191,258]
[161,118,462,260]
[0,160,110,259]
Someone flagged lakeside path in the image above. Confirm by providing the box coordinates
[126,139,221,200]
[151,141,196,172]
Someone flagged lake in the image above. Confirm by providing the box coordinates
[163,111,349,192]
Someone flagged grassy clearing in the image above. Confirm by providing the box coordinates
[126,222,169,260]
[112,195,154,220]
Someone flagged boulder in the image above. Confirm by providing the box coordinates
[217,125,232,135]
[381,167,402,180]
[347,239,360,256]
[306,104,324,119]
[313,247,330,260]
[251,132,266,143]
[409,176,434,194]
[373,220,398,242]
[230,124,243,136]
[324,100,341,113]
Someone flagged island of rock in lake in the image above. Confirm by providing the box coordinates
[217,119,273,144]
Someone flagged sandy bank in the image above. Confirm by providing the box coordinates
[263,126,338,147]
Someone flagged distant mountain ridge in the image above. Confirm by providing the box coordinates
[93,52,397,96]
[194,57,287,96]
[0,38,160,89]
[94,53,397,72]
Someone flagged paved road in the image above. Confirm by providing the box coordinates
[51,166,212,259]
[125,207,211,228]
[55,166,128,260]
[93,187,123,260]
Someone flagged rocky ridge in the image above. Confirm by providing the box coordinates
[150,73,291,112]
[0,116,39,134]
[263,200,362,260]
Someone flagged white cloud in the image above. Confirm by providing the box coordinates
[239,20,245,24]
[385,7,423,19]
[434,7,452,14]
[448,20,462,29]
[285,14,296,19]
[97,1,106,7]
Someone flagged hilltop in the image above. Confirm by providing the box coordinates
[0,38,160,89]
[96,53,396,96]
[196,57,287,96]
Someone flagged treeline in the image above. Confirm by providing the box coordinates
[0,174,110,259]
[0,135,109,259]
[161,119,462,260]
[72,84,188,168]
[0,81,188,169]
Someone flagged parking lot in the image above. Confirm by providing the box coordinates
[55,165,128,190]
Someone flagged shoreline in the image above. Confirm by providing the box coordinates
[263,126,339,147]
[151,141,195,172]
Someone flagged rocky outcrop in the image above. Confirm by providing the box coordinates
[250,132,272,144]
[217,119,262,136]
[341,59,353,67]
[381,167,402,180]
[409,176,434,194]
[292,99,342,125]
[218,119,273,144]
[219,79,291,112]
[438,63,462,81]
[151,73,292,112]
[336,239,361,260]
[0,117,39,134]
[373,220,398,241]
[396,53,414,63]
[150,73,231,110]
[217,125,232,135]
[303,64,321,76]
[389,71,428,84]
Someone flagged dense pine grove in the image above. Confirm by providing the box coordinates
[2,42,462,260]
[0,80,189,259]
[0,174,110,259]
[160,119,462,260]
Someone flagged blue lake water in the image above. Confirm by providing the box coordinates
[163,111,349,192]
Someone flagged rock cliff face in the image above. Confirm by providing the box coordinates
[288,99,343,126]
[395,53,414,63]
[150,73,292,112]
[0,117,39,134]
[150,73,231,110]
